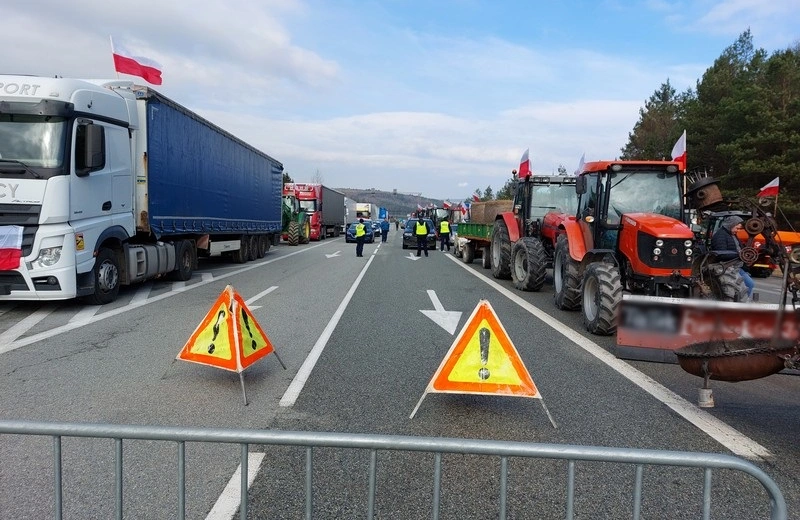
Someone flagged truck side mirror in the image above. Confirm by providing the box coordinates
[76,123,105,177]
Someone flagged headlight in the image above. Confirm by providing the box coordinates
[684,240,692,247]
[31,246,62,268]
[685,248,693,256]
[653,247,662,255]
[655,239,664,247]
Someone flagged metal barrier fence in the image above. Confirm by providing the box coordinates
[0,419,787,520]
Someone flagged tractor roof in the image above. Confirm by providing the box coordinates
[578,160,682,175]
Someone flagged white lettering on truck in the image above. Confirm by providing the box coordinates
[0,83,41,96]
[0,183,19,198]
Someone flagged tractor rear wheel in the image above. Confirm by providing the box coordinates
[713,267,749,302]
[511,237,547,291]
[490,221,511,279]
[582,262,622,335]
[553,235,581,310]
[287,221,300,246]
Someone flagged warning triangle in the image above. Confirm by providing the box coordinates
[428,300,539,398]
[177,285,275,373]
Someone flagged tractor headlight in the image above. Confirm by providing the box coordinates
[684,240,693,247]
[655,239,664,247]
[685,248,693,256]
[653,247,662,255]
[31,246,62,268]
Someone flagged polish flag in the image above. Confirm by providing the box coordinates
[111,37,163,85]
[442,200,452,209]
[0,225,23,270]
[460,201,469,216]
[518,148,531,178]
[472,194,480,202]
[757,177,779,198]
[671,130,687,171]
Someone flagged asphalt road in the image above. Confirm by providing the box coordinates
[0,233,797,519]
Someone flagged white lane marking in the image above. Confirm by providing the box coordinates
[279,254,374,407]
[325,251,342,258]
[201,272,214,282]
[446,254,773,461]
[129,284,152,306]
[2,243,326,353]
[420,289,462,334]
[69,305,100,324]
[245,286,278,306]
[171,281,187,292]
[205,452,265,520]
[0,305,56,352]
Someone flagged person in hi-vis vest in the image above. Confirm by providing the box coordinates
[354,219,367,257]
[415,219,431,257]
[438,219,451,251]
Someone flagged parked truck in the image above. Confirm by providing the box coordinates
[356,202,377,220]
[283,183,345,240]
[0,76,283,304]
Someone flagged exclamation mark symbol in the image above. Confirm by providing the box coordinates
[478,327,490,380]
[241,309,257,350]
[208,309,226,354]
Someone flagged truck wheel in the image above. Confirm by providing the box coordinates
[287,221,300,246]
[553,235,581,310]
[257,235,269,258]
[84,248,121,305]
[582,262,622,335]
[233,236,249,264]
[462,242,475,264]
[300,221,310,244]
[247,235,258,261]
[511,237,547,291]
[481,246,491,269]
[169,240,194,281]
[712,267,749,302]
[490,221,511,279]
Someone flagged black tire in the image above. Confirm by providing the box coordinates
[481,246,491,269]
[490,221,512,279]
[232,236,249,264]
[553,235,581,310]
[582,262,622,335]
[462,242,475,264]
[248,235,258,261]
[713,267,749,302]
[169,240,194,281]
[83,247,121,305]
[511,237,547,291]
[257,235,269,258]
[287,221,300,246]
[300,221,310,244]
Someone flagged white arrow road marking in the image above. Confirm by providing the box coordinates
[419,289,462,334]
[406,253,421,261]
[325,251,342,258]
[245,286,278,310]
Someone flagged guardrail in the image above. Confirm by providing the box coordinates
[0,419,787,520]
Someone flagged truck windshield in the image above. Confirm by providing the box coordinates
[529,185,579,218]
[0,114,67,169]
[606,171,682,223]
[299,200,317,212]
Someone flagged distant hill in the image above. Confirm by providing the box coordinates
[335,188,446,217]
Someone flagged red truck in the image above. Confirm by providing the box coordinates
[282,183,346,240]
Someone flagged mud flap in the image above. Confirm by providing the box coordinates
[616,295,800,363]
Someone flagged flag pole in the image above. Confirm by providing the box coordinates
[109,36,120,80]
[774,191,779,217]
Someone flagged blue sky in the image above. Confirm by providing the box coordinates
[4,0,799,201]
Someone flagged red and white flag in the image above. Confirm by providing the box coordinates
[442,200,452,209]
[671,130,687,171]
[757,177,779,198]
[460,201,469,216]
[518,148,531,177]
[0,225,23,270]
[111,36,163,85]
[472,193,480,202]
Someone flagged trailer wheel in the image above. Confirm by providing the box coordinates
[287,221,300,246]
[247,235,258,261]
[490,221,512,279]
[257,235,269,258]
[553,235,581,310]
[169,240,194,281]
[233,236,249,264]
[481,246,491,269]
[582,262,622,335]
[300,220,310,244]
[462,242,475,264]
[511,237,547,291]
[83,247,121,305]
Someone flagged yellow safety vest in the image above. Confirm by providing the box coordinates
[440,221,450,234]
[415,221,428,236]
[355,223,365,237]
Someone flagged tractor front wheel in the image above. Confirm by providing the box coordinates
[582,262,622,335]
[511,237,547,291]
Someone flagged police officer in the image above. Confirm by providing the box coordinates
[439,219,451,251]
[415,218,430,257]
[355,218,367,257]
